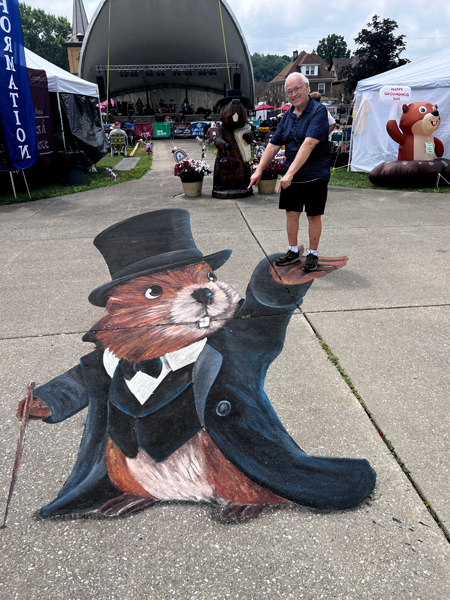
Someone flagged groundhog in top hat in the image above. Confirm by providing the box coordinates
[18,209,375,520]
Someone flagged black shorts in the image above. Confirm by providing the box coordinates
[279,179,328,216]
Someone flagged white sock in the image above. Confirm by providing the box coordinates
[308,249,318,256]
[289,245,298,253]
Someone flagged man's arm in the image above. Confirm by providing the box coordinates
[248,142,281,188]
[327,111,336,135]
[278,137,319,191]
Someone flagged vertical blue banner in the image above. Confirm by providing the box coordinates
[0,0,39,170]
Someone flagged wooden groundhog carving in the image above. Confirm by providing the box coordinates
[17,210,376,521]
[212,90,253,199]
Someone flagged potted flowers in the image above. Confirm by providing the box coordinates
[250,158,285,194]
[174,158,213,197]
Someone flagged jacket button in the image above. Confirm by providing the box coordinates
[216,400,231,416]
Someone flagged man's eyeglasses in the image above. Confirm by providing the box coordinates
[286,83,308,96]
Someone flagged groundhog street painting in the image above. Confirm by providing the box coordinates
[16,209,376,521]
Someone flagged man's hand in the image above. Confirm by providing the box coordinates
[17,396,51,421]
[270,255,349,285]
[277,172,293,192]
[248,142,281,189]
[248,169,262,189]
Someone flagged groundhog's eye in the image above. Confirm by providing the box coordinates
[145,285,163,299]
[207,271,217,282]
[419,106,427,113]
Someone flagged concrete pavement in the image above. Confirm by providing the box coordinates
[0,138,449,599]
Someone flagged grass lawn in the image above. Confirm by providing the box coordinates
[329,164,450,193]
[0,144,153,206]
[211,144,449,193]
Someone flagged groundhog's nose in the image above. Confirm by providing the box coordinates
[191,288,214,305]
[431,109,439,117]
[232,99,240,105]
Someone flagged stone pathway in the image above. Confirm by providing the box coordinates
[114,156,141,170]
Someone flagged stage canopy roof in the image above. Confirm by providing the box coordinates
[79,0,254,111]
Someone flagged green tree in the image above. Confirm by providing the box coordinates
[341,15,409,93]
[313,34,350,65]
[251,53,291,83]
[19,2,71,71]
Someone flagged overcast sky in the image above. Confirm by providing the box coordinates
[24,0,450,64]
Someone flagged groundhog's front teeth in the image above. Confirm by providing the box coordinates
[198,316,211,328]
[232,113,239,122]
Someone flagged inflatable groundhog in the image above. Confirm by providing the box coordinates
[212,90,253,199]
[369,102,450,188]
[17,210,375,521]
[387,102,443,161]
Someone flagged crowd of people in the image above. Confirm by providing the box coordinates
[103,97,216,118]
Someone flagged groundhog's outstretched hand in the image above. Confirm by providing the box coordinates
[271,254,348,286]
[17,396,51,421]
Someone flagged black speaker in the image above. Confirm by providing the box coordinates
[233,73,241,89]
[96,76,106,99]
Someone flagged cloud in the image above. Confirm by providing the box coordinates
[231,0,450,61]
[22,0,450,64]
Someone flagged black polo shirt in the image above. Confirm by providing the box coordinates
[271,98,330,182]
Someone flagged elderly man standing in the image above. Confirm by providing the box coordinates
[249,73,330,272]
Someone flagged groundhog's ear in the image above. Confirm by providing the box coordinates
[105,296,126,313]
[402,104,409,113]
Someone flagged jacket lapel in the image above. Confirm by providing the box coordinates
[193,345,222,426]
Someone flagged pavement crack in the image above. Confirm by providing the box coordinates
[304,303,450,314]
[0,199,55,240]
[303,311,450,545]
[0,331,86,341]
[236,202,302,311]
[0,311,299,342]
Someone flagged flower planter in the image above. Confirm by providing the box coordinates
[174,158,212,196]
[258,178,277,194]
[181,178,203,197]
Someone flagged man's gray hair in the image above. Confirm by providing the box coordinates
[285,72,309,89]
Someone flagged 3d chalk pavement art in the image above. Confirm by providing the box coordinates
[16,209,376,521]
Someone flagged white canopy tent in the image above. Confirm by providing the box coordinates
[24,48,108,164]
[25,48,99,96]
[351,48,450,172]
[24,48,101,154]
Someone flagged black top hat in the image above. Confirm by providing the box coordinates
[217,89,251,109]
[88,209,231,307]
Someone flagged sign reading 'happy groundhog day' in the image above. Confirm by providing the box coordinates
[0,0,39,170]
[379,86,412,104]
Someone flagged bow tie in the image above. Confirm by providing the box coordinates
[119,357,163,380]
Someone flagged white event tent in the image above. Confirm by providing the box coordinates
[351,48,450,172]
[24,48,104,157]
[25,48,99,96]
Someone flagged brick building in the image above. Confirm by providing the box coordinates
[271,50,336,99]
